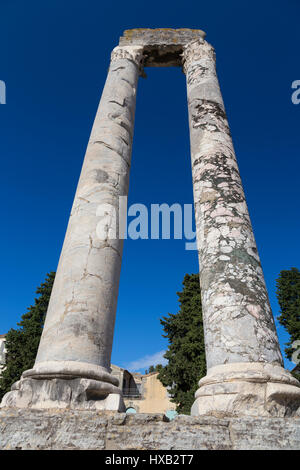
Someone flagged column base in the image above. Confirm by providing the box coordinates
[0,361,125,412]
[191,362,300,418]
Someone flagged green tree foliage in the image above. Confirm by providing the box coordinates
[276,267,300,381]
[145,364,163,374]
[0,272,55,400]
[157,273,206,414]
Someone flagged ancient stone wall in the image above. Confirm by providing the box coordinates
[0,409,300,450]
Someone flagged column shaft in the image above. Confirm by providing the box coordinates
[184,39,282,368]
[183,39,300,416]
[28,47,142,381]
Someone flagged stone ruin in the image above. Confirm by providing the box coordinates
[1,28,300,450]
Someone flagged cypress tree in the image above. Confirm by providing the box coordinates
[276,267,300,381]
[158,273,206,414]
[0,272,55,400]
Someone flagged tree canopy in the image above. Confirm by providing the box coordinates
[145,364,163,374]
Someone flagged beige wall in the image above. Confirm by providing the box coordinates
[124,372,176,414]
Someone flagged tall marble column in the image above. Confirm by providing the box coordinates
[183,39,300,417]
[1,44,144,410]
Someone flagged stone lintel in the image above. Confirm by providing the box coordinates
[119,28,206,67]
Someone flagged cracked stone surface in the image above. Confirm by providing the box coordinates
[0,409,300,450]
[191,362,300,417]
[0,378,125,411]
[183,38,283,368]
[119,28,206,67]
[182,37,300,416]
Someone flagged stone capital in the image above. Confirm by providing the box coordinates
[182,39,215,74]
[111,45,144,70]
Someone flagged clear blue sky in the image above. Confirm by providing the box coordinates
[0,0,299,372]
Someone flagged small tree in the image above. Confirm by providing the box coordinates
[158,273,206,414]
[0,272,55,399]
[276,267,300,381]
[145,364,163,374]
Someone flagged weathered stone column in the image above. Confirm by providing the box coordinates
[183,39,300,417]
[1,44,144,410]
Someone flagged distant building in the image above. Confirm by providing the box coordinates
[111,364,177,417]
[0,335,6,374]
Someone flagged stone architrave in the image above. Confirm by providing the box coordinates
[1,29,300,416]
